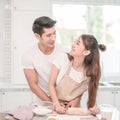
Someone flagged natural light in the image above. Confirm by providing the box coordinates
[52,4,120,77]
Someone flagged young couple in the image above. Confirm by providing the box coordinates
[22,16,106,117]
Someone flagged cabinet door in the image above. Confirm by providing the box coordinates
[114,91,120,110]
[1,91,33,112]
[97,90,114,106]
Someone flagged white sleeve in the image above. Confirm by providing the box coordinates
[21,50,34,69]
[53,53,68,69]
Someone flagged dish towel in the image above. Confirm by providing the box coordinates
[7,105,34,120]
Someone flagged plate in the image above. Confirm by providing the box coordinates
[33,106,53,115]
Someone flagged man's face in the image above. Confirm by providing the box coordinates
[40,27,56,48]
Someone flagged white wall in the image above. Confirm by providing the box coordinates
[11,0,52,84]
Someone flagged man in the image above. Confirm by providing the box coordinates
[22,16,65,104]
[22,16,80,106]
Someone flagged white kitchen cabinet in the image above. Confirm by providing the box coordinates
[97,90,114,105]
[80,90,104,108]
[114,90,120,110]
[97,89,120,110]
[0,91,33,112]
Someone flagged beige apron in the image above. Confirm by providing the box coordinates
[56,62,88,101]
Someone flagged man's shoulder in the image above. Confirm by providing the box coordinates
[22,43,37,57]
[24,44,37,53]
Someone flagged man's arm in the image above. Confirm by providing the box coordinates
[23,69,51,101]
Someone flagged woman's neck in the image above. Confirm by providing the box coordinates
[72,58,84,72]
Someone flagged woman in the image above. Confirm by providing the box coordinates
[49,34,106,115]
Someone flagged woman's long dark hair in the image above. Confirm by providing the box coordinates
[81,34,106,108]
[68,34,106,108]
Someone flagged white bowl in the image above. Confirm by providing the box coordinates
[33,106,53,116]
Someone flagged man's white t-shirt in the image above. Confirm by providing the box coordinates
[22,43,67,104]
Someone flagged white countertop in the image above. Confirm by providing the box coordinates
[99,81,120,90]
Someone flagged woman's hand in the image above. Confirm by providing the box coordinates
[89,106,100,115]
[89,106,107,120]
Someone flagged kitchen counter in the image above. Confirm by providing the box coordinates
[0,112,99,120]
[1,104,119,120]
[99,81,120,91]
[1,107,120,120]
[99,85,120,91]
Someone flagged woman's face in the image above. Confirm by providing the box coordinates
[70,37,86,57]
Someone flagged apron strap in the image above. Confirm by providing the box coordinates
[82,70,87,81]
[65,61,87,82]
[65,61,72,75]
